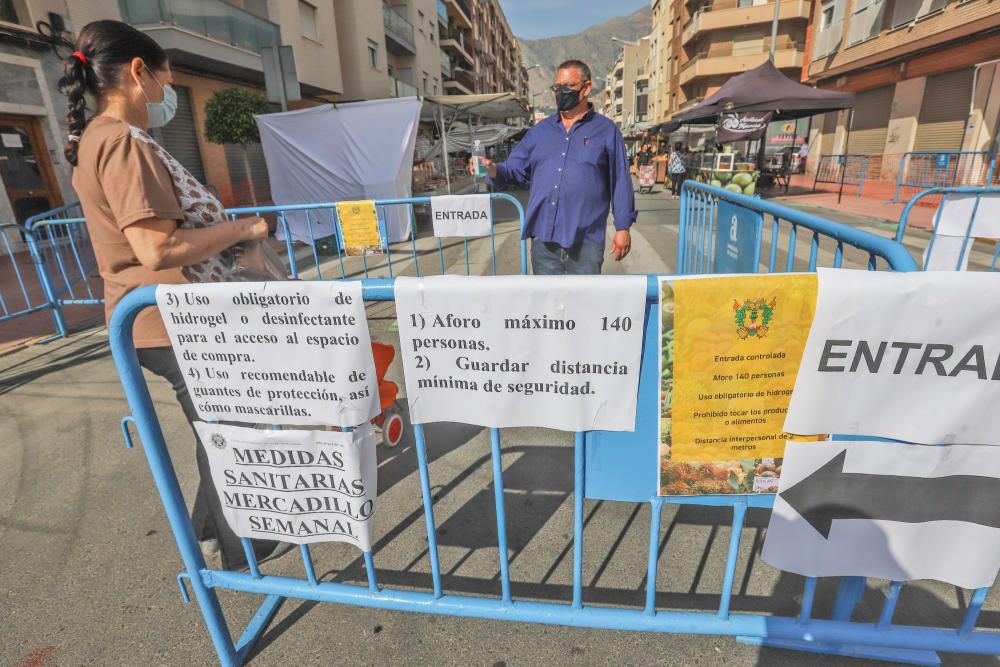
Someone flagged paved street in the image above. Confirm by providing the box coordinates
[2,183,998,667]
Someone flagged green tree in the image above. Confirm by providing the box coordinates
[204,87,269,205]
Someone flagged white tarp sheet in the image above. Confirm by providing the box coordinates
[256,97,422,244]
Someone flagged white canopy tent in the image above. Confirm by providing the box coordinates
[256,97,422,244]
[421,93,529,193]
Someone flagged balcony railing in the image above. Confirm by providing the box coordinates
[440,50,451,76]
[383,3,416,54]
[120,0,280,53]
[448,68,476,93]
[389,76,419,98]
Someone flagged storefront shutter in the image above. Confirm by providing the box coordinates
[819,110,838,156]
[225,142,272,204]
[914,68,974,152]
[846,84,894,155]
[152,85,206,184]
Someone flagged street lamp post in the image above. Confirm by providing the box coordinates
[525,63,541,113]
[769,0,781,62]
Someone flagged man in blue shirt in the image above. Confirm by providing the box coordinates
[475,60,637,274]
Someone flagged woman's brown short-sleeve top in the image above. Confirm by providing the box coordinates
[72,116,184,348]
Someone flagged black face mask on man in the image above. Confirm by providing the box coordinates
[553,84,582,112]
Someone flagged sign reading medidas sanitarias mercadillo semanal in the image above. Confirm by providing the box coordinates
[658,274,823,496]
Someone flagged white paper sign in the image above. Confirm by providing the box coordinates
[157,281,379,427]
[395,275,646,431]
[936,193,1000,238]
[194,422,377,550]
[784,269,1000,445]
[763,441,1000,589]
[923,234,971,271]
[430,194,492,237]
[1,133,23,148]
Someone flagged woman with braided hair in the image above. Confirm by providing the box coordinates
[60,20,288,570]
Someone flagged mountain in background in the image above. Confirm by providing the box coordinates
[518,6,652,116]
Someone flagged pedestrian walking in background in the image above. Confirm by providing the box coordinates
[473,59,636,275]
[60,20,287,571]
[797,140,810,173]
[668,142,687,199]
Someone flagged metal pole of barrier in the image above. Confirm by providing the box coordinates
[23,223,68,337]
[109,289,240,666]
[278,212,298,278]
[838,111,854,204]
[408,205,421,278]
[304,210,322,279]
[488,428,513,605]
[716,499,747,620]
[877,581,903,629]
[572,431,585,609]
[644,497,664,616]
[412,423,443,598]
[489,199,497,275]
[798,577,817,623]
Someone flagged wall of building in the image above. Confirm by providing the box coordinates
[334,0,389,101]
[268,0,344,95]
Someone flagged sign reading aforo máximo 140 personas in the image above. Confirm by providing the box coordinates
[394,275,647,432]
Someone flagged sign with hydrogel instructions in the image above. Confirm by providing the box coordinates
[394,275,646,431]
[195,422,377,550]
[156,281,379,427]
[431,194,492,237]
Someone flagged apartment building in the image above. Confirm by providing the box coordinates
[438,0,526,97]
[336,0,445,100]
[804,0,999,178]
[0,0,346,228]
[649,0,810,120]
[607,36,652,130]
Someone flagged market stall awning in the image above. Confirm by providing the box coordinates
[420,93,530,122]
[671,61,854,125]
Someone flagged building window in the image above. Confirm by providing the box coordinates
[820,1,837,29]
[0,0,22,24]
[423,72,429,93]
[368,40,379,69]
[299,1,319,41]
[418,10,425,32]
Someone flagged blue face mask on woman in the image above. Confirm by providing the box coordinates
[140,64,178,128]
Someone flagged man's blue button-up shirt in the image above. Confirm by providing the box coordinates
[487,106,637,249]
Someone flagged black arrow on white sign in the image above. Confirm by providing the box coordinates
[780,449,1000,539]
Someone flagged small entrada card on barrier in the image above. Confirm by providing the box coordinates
[658,274,823,496]
[430,194,492,238]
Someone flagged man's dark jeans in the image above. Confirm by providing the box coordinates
[531,239,604,275]
[137,346,278,570]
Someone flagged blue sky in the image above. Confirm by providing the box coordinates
[500,0,650,40]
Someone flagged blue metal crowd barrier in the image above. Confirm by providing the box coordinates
[105,186,997,666]
[2,194,528,340]
[0,223,60,329]
[22,202,99,338]
[812,154,868,198]
[226,193,528,280]
[894,186,1000,271]
[678,180,918,274]
[890,151,995,203]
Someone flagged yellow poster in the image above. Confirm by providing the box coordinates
[336,200,384,256]
[659,274,820,497]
